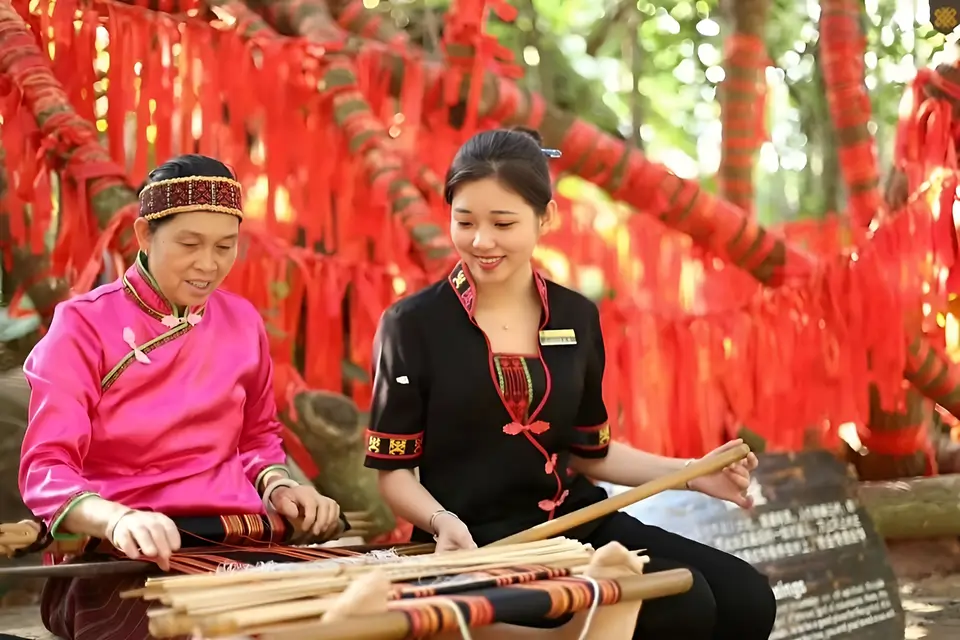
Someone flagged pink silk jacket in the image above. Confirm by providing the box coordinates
[18,254,288,535]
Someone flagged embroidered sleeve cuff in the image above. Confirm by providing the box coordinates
[570,423,611,458]
[254,464,291,493]
[48,491,100,540]
[363,430,423,470]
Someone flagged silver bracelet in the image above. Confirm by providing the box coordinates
[105,508,136,547]
[261,478,300,512]
[429,509,459,536]
[683,458,696,490]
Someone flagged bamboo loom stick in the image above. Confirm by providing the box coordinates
[489,444,752,547]
[146,546,605,636]
[135,539,604,636]
[132,538,587,597]
[249,569,695,640]
[145,556,604,633]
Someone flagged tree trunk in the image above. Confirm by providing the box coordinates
[850,386,932,480]
[0,369,30,525]
[818,0,883,228]
[286,389,396,538]
[717,0,768,215]
[0,3,136,320]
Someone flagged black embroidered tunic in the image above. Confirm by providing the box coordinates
[364,263,612,546]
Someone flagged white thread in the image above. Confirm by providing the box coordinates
[576,576,602,640]
[436,598,473,640]
[214,549,403,573]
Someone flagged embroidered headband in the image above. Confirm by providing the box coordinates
[139,176,244,221]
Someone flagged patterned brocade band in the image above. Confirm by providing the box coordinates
[575,422,611,450]
[139,176,244,221]
[366,430,423,459]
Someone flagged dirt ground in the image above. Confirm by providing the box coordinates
[889,539,960,640]
[0,540,957,638]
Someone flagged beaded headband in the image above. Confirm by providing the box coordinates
[139,176,244,221]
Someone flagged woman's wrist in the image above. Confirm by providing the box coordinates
[62,496,134,539]
[104,508,136,545]
[429,509,460,536]
[682,458,697,490]
[257,468,292,494]
[261,477,300,511]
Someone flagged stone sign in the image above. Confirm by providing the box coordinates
[607,451,905,639]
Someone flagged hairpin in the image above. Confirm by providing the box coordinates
[541,148,562,159]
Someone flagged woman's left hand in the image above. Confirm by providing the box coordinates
[270,484,342,536]
[687,439,759,509]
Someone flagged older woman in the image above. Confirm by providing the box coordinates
[19,154,342,640]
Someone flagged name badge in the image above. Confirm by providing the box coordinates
[539,329,577,346]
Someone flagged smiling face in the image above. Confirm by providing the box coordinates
[450,177,554,287]
[133,211,240,308]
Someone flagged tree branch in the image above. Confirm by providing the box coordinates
[241,0,453,274]
[0,2,136,317]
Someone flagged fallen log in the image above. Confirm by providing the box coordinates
[858,474,960,540]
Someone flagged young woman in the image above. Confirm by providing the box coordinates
[365,129,778,639]
[18,154,342,640]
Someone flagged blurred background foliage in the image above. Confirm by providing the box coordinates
[373,0,952,226]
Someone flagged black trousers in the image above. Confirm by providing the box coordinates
[582,511,777,639]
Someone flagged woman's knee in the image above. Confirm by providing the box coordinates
[715,559,777,638]
[636,567,717,638]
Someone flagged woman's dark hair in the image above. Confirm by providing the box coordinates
[139,154,236,231]
[444,127,552,215]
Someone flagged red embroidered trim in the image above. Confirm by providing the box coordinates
[447,261,550,323]
[497,355,534,422]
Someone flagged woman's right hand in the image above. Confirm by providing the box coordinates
[109,510,181,571]
[433,513,477,553]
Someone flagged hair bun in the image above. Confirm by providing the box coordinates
[509,126,543,146]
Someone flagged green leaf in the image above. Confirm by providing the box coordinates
[341,359,370,384]
[271,280,290,300]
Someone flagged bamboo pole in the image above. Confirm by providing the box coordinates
[489,444,751,547]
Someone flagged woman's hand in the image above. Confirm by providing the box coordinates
[270,484,342,537]
[433,513,477,553]
[687,439,760,509]
[109,510,181,571]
